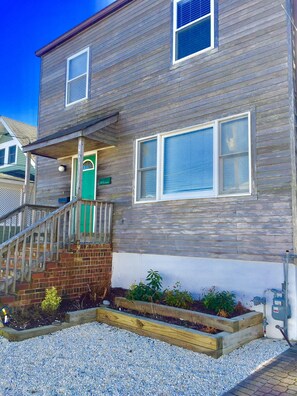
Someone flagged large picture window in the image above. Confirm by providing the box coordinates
[66,48,89,106]
[135,114,251,202]
[164,127,213,194]
[174,0,214,62]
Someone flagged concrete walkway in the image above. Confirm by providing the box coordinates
[224,345,297,395]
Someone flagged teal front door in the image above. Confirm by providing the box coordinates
[73,153,97,233]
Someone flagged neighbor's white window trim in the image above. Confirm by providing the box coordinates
[134,112,251,204]
[173,0,215,64]
[65,47,90,107]
[0,140,18,168]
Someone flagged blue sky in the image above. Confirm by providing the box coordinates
[0,0,115,126]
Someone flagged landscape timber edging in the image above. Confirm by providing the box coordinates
[0,307,98,342]
[97,302,264,358]
[114,297,263,333]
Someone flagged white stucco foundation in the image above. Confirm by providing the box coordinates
[112,252,297,340]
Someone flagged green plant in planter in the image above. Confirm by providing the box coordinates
[146,269,162,293]
[163,282,193,309]
[41,287,62,314]
[202,287,236,316]
[126,270,163,302]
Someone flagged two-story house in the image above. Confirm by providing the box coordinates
[0,116,36,216]
[12,0,297,339]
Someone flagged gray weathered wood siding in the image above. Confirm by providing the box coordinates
[36,0,295,262]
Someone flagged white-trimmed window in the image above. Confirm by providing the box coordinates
[135,114,251,202]
[66,48,89,106]
[136,138,157,200]
[0,142,17,167]
[173,0,214,62]
[8,145,16,164]
[0,149,5,166]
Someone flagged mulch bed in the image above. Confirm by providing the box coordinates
[103,288,250,335]
[2,295,102,331]
[1,287,250,332]
[115,306,221,334]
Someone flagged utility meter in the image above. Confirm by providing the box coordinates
[272,290,291,321]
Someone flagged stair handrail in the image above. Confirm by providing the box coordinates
[0,203,58,223]
[0,199,78,250]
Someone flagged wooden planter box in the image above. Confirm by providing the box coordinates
[96,298,263,358]
[0,308,98,342]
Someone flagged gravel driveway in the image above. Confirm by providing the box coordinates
[0,323,288,396]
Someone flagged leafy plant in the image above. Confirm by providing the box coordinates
[126,270,163,303]
[146,270,162,293]
[41,287,62,314]
[163,282,193,309]
[202,287,236,316]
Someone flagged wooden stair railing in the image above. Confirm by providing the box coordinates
[0,198,113,295]
[0,203,58,244]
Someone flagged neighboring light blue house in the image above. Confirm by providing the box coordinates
[0,116,36,216]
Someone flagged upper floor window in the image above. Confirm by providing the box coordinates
[0,143,17,167]
[8,145,16,164]
[0,149,5,166]
[135,113,251,202]
[173,0,214,62]
[66,48,89,106]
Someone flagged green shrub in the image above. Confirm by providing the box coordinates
[163,282,193,309]
[202,287,236,316]
[126,270,163,302]
[41,287,62,313]
[146,269,162,293]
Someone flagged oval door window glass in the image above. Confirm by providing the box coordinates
[83,159,94,171]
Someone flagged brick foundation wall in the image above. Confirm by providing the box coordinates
[5,244,112,308]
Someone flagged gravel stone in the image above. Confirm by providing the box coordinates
[0,323,288,395]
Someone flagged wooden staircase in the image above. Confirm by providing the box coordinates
[0,199,113,298]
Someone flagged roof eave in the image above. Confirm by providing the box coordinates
[35,0,135,57]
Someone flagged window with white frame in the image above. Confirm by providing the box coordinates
[8,145,16,164]
[0,143,17,167]
[135,114,250,202]
[174,0,214,62]
[0,149,5,166]
[136,138,157,200]
[66,48,89,106]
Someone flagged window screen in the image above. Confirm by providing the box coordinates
[219,117,249,194]
[175,0,212,61]
[66,49,89,105]
[137,139,157,200]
